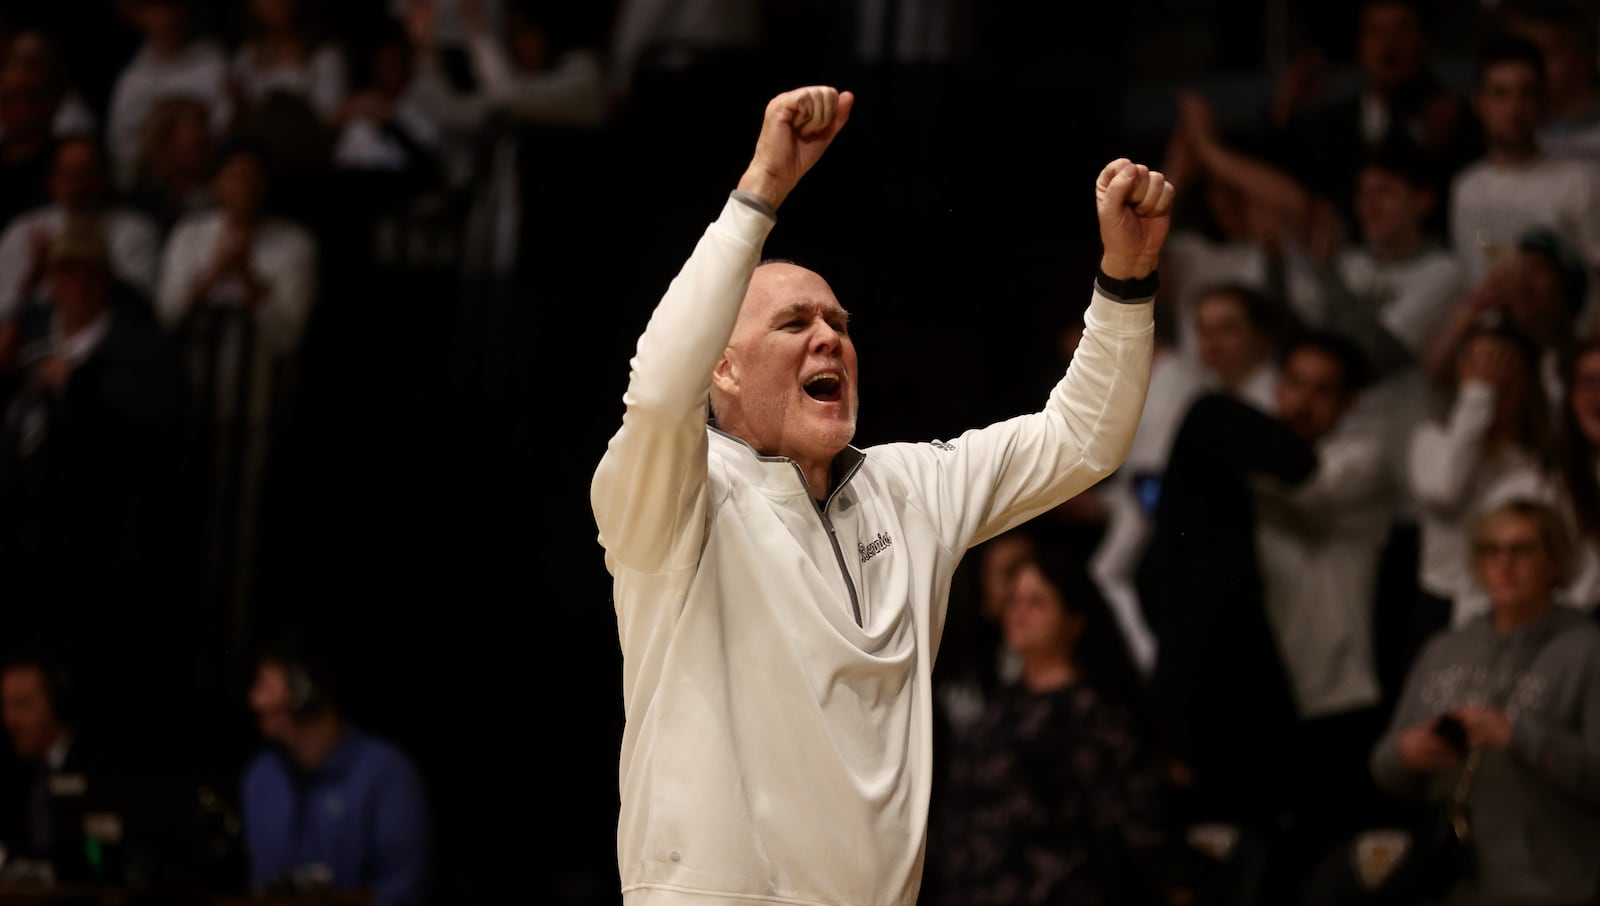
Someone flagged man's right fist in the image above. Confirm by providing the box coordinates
[737,86,854,211]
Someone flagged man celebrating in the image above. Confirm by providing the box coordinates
[591,85,1172,905]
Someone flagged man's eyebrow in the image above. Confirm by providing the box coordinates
[771,301,850,324]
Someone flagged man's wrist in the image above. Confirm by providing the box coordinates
[1099,254,1158,281]
[735,168,788,212]
[1095,268,1159,302]
[730,190,777,220]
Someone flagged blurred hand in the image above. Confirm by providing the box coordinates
[1176,89,1219,153]
[1271,49,1330,127]
[213,225,254,275]
[1457,336,1514,387]
[34,355,72,390]
[1097,159,1174,280]
[736,86,854,210]
[1451,706,1512,750]
[1397,721,1463,773]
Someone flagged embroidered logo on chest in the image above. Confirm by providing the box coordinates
[859,531,894,563]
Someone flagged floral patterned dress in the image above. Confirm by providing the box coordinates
[939,680,1177,906]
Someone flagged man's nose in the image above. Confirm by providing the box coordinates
[811,323,841,349]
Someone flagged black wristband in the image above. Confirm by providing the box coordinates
[1095,269,1160,302]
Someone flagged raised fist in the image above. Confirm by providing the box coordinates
[1096,159,1175,281]
[736,86,854,211]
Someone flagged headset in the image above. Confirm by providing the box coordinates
[283,658,327,721]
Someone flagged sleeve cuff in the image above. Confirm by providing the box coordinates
[1095,269,1160,303]
[729,190,777,221]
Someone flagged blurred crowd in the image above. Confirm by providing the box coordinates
[0,0,616,903]
[7,0,1600,904]
[925,1,1600,904]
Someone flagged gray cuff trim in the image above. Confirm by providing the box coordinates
[1095,270,1159,303]
[730,191,776,220]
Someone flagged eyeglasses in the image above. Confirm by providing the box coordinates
[1472,540,1544,560]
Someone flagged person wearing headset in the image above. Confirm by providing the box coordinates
[0,643,111,884]
[240,633,432,906]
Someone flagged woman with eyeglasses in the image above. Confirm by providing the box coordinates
[1367,498,1600,905]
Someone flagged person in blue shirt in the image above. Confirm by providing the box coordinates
[240,634,432,906]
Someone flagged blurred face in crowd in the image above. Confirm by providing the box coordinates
[215,152,266,221]
[135,1,191,52]
[980,533,1036,620]
[1570,347,1600,447]
[1002,563,1083,664]
[1477,60,1545,152]
[1275,346,1352,442]
[1474,511,1558,615]
[713,263,858,478]
[50,138,108,211]
[1194,290,1269,392]
[1515,21,1594,111]
[1506,248,1566,335]
[0,64,54,143]
[164,102,213,175]
[1,666,65,763]
[248,660,297,744]
[1355,166,1431,250]
[1358,2,1425,91]
[249,0,299,32]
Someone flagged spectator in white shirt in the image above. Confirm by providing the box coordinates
[127,96,216,234]
[156,139,315,425]
[0,32,96,145]
[105,0,231,192]
[231,0,347,127]
[332,17,441,181]
[0,135,161,325]
[1506,0,1600,161]
[1427,226,1589,404]
[1410,322,1557,633]
[1448,34,1600,285]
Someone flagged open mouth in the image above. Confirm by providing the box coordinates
[803,372,843,402]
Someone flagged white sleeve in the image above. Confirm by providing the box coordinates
[156,221,203,331]
[309,46,348,122]
[591,197,774,574]
[867,288,1154,551]
[1283,434,1388,519]
[0,221,35,323]
[110,213,162,301]
[1407,381,1496,510]
[1378,255,1467,356]
[252,227,317,357]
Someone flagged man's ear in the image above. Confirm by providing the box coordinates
[712,352,738,395]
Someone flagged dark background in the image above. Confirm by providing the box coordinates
[0,1,1517,903]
